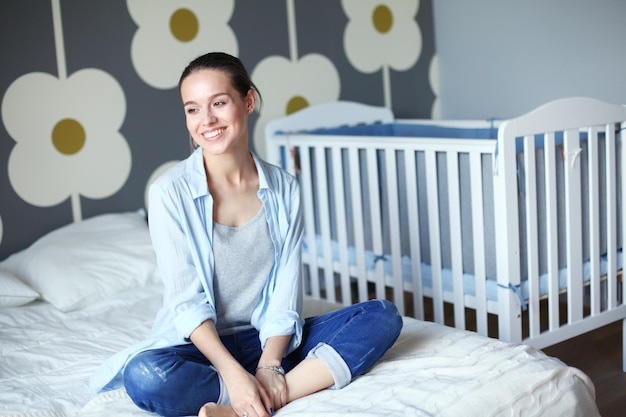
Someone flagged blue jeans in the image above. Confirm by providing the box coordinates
[124,299,402,417]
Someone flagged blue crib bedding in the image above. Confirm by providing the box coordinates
[307,122,499,140]
[303,235,624,305]
[306,121,610,150]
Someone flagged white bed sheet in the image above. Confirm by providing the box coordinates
[1,282,600,417]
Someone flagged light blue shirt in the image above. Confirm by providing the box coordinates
[90,148,304,392]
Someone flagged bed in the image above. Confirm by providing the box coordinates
[0,209,601,415]
[264,97,626,371]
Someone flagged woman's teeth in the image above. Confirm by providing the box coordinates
[205,128,224,139]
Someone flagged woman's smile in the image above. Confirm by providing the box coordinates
[202,127,226,141]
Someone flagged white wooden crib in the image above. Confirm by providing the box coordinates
[265,97,626,370]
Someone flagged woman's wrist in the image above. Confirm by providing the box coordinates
[256,365,285,376]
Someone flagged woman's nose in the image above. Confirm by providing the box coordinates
[202,110,217,125]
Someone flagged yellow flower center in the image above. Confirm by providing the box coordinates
[372,5,393,34]
[52,118,86,155]
[286,96,309,115]
[170,8,199,42]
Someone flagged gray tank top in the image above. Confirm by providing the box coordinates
[213,206,273,335]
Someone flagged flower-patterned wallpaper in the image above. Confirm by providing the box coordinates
[0,0,436,260]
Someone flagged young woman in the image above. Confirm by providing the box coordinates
[101,52,402,417]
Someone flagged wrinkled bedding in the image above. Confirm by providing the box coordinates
[0,282,600,417]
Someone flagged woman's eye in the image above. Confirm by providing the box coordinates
[213,100,226,107]
[186,107,199,114]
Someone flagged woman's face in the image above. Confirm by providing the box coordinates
[180,69,255,156]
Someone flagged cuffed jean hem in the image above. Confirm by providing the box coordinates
[306,342,351,389]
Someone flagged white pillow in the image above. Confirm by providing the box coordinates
[0,269,39,308]
[0,210,159,312]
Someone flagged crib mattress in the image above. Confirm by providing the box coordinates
[0,283,599,417]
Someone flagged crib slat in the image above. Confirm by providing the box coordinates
[366,148,386,301]
[447,152,466,329]
[469,152,488,336]
[543,132,560,331]
[299,146,320,299]
[621,122,626,316]
[405,150,425,320]
[523,134,541,338]
[495,121,524,343]
[331,146,351,306]
[605,124,618,310]
[385,149,405,315]
[425,150,445,324]
[314,146,336,303]
[564,128,584,324]
[587,127,601,315]
[348,147,369,303]
[615,122,626,372]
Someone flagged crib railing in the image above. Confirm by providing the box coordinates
[494,97,626,351]
[266,98,626,371]
[268,133,499,329]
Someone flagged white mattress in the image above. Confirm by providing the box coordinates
[0,282,600,417]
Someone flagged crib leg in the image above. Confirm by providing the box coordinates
[623,318,626,373]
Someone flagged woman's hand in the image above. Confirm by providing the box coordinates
[190,322,273,417]
[223,367,273,417]
[255,367,288,412]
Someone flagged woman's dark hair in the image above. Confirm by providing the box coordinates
[179,52,262,109]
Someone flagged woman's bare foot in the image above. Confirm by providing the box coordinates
[197,403,238,417]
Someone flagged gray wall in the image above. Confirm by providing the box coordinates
[0,0,434,260]
[433,0,626,119]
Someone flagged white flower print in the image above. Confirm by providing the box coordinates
[128,0,237,89]
[342,0,422,107]
[343,0,421,73]
[251,54,341,159]
[1,69,131,220]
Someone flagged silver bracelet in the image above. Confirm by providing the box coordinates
[256,365,285,376]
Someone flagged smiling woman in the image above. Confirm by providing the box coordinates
[90,52,403,417]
